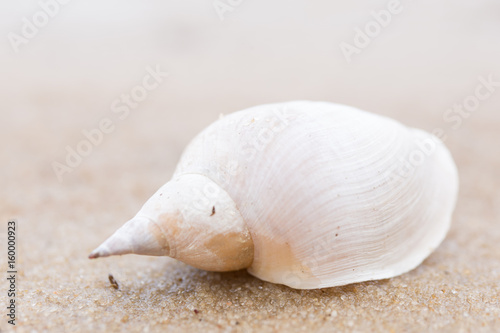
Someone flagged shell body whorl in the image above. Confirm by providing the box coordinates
[173,101,458,289]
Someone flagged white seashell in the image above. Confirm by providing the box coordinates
[89,101,458,289]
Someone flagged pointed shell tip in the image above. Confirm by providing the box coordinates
[88,245,111,259]
[88,251,99,259]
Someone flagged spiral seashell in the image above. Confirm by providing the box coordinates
[89,101,458,289]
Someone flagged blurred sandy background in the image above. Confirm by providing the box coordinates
[1,0,499,332]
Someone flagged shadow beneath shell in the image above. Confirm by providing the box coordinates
[145,261,393,302]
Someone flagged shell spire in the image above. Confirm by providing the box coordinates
[88,216,170,259]
[89,174,254,272]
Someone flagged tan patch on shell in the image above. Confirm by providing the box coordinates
[155,213,184,257]
[147,219,171,256]
[248,234,321,288]
[157,212,254,271]
[202,231,254,271]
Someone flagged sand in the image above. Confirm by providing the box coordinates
[1,1,499,332]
